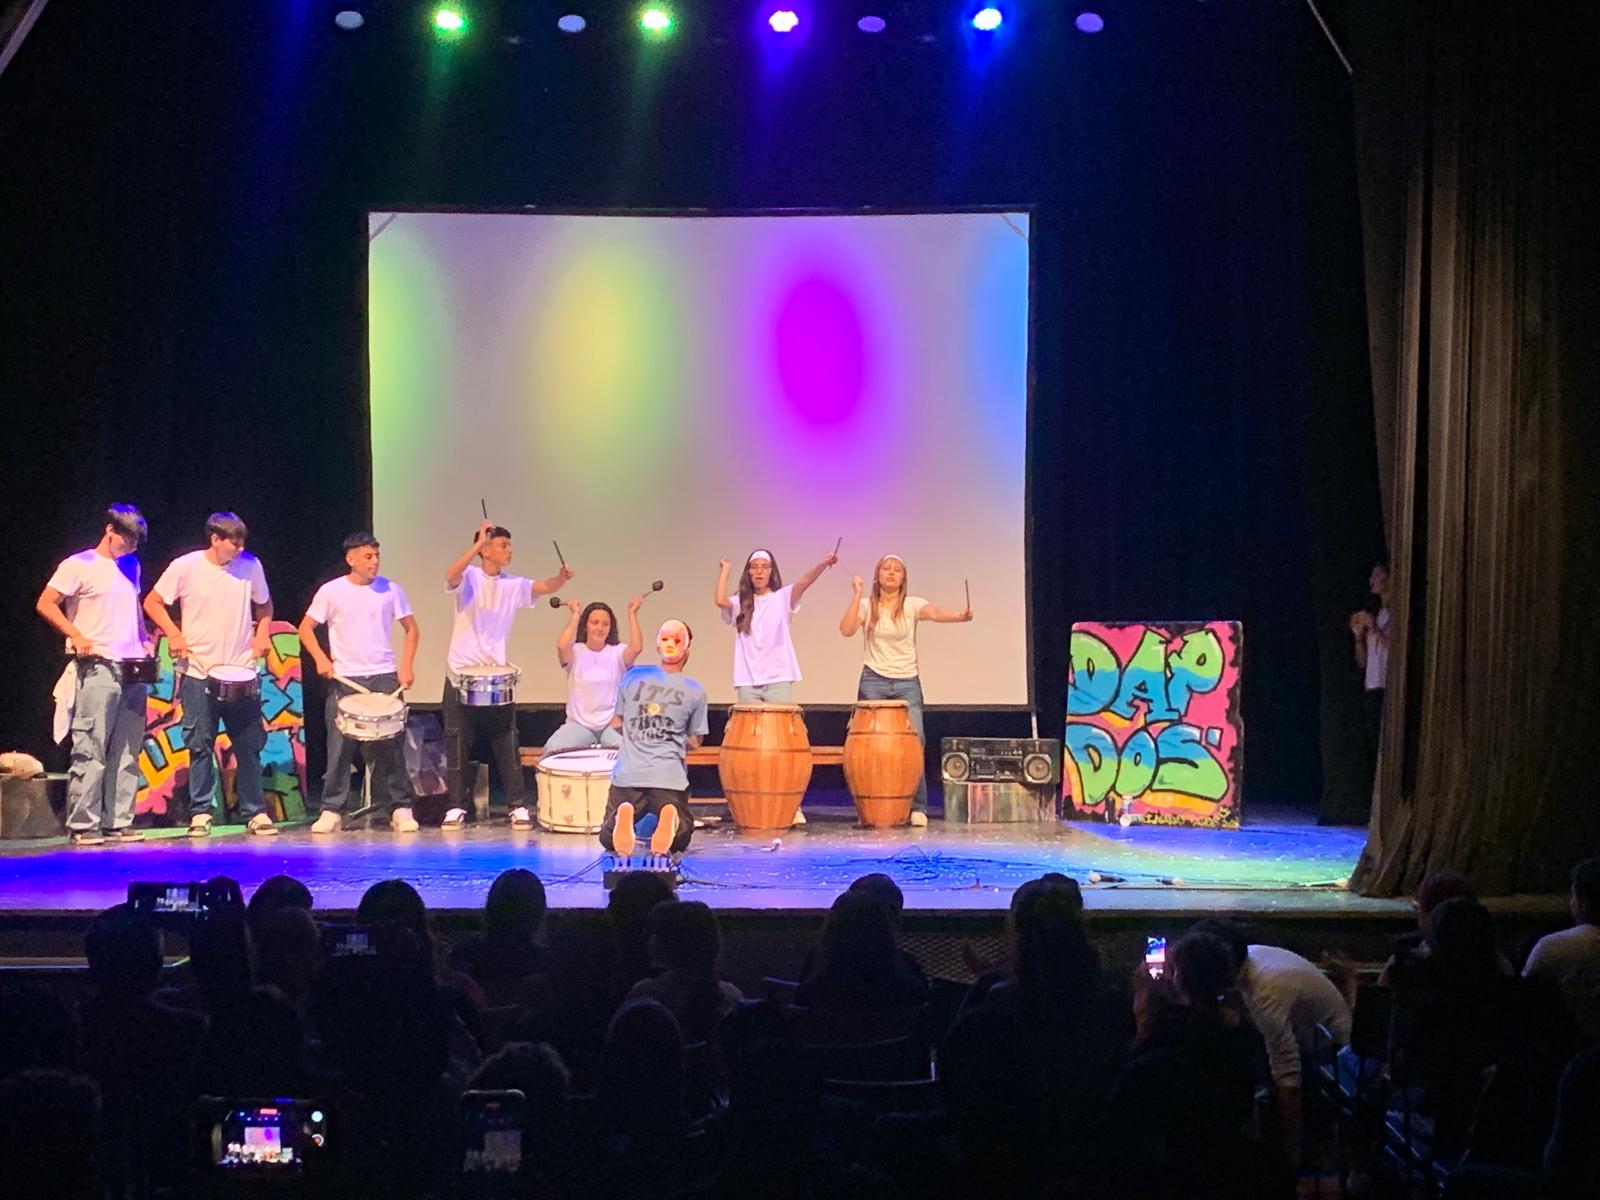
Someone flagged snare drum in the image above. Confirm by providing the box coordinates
[206,664,260,704]
[119,657,160,685]
[455,664,520,707]
[334,692,408,741]
[535,748,618,834]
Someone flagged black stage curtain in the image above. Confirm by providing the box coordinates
[1348,1,1600,895]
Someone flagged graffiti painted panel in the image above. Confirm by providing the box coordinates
[1063,620,1242,828]
[135,622,307,823]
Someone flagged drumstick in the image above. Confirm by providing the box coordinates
[965,579,971,610]
[480,498,488,519]
[553,540,567,568]
[832,536,842,559]
[333,675,374,694]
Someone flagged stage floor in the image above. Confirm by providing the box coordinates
[0,804,1391,916]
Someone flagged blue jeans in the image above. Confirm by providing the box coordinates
[858,667,927,813]
[735,681,794,704]
[179,674,267,819]
[320,673,412,815]
[66,661,147,831]
[544,719,622,755]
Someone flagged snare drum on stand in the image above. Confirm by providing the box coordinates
[205,665,261,704]
[334,692,409,741]
[535,748,618,834]
[455,664,520,707]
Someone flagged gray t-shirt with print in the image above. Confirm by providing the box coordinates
[612,665,709,791]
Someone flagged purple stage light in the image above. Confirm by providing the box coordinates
[1075,11,1104,33]
[768,9,800,33]
[857,15,886,33]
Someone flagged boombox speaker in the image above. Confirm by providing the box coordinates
[940,737,1061,823]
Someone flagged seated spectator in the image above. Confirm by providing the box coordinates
[798,873,928,991]
[1522,857,1600,1043]
[251,905,321,1016]
[606,870,677,999]
[1195,918,1351,1164]
[0,1069,102,1200]
[246,873,314,930]
[80,904,208,1191]
[628,900,743,1044]
[1545,1045,1600,1196]
[466,1041,572,1194]
[1108,931,1289,1199]
[449,868,548,1006]
[797,891,928,1014]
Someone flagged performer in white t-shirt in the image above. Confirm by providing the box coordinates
[35,503,152,847]
[440,520,570,830]
[298,532,420,834]
[838,554,973,826]
[143,512,277,838]
[1350,561,1391,767]
[546,594,648,754]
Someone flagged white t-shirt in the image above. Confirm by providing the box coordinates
[566,642,628,729]
[1240,944,1353,1088]
[719,585,802,687]
[858,595,928,680]
[1364,607,1390,690]
[151,550,271,679]
[446,564,536,673]
[46,550,145,659]
[1523,924,1600,1042]
[305,576,412,677]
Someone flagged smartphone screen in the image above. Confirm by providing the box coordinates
[128,882,208,930]
[206,1101,327,1171]
[320,924,379,959]
[461,1090,526,1176]
[1145,935,1167,979]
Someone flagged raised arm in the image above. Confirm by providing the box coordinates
[143,588,190,657]
[297,613,334,678]
[790,550,840,604]
[714,558,732,610]
[839,576,864,636]
[397,614,420,690]
[36,587,94,656]
[445,521,494,589]
[920,599,974,624]
[556,598,582,668]
[623,594,646,667]
[532,565,574,597]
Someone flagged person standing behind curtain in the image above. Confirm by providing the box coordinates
[1349,561,1391,765]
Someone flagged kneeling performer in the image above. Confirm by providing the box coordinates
[600,620,706,858]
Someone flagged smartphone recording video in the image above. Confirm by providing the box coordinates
[201,1099,328,1173]
[319,923,379,959]
[128,882,211,931]
[460,1089,526,1196]
[1144,935,1168,979]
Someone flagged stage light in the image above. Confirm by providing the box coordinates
[971,6,1003,31]
[639,6,673,34]
[857,15,886,33]
[557,13,587,33]
[433,6,467,35]
[768,9,800,33]
[333,9,365,30]
[1075,11,1104,33]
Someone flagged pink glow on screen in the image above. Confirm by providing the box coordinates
[773,277,867,426]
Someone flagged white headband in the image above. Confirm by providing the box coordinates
[747,549,774,564]
[881,554,905,565]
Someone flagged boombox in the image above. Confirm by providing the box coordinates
[940,737,1061,823]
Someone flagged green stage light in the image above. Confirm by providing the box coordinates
[433,6,467,35]
[639,6,673,34]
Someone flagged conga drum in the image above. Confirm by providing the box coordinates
[843,700,923,827]
[718,704,812,830]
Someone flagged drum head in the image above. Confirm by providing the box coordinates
[538,747,618,776]
[854,699,908,709]
[208,665,257,683]
[341,693,403,717]
[731,702,802,713]
[459,664,518,679]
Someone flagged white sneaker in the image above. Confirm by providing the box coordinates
[441,807,467,829]
[390,807,420,834]
[311,810,342,834]
[612,801,636,857]
[791,809,807,827]
[909,811,928,827]
[187,813,213,838]
[509,806,533,831]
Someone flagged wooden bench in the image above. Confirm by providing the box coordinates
[518,745,844,768]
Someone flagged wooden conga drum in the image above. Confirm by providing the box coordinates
[843,700,922,827]
[719,704,812,830]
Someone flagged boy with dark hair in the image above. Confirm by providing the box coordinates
[1524,857,1600,1042]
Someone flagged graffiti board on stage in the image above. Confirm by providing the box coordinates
[135,621,308,823]
[1063,620,1242,828]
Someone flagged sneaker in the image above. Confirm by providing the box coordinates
[612,801,636,857]
[909,811,928,828]
[441,807,467,829]
[791,808,807,828]
[188,813,213,838]
[69,829,105,847]
[311,810,342,835]
[650,805,680,856]
[246,813,279,837]
[104,827,145,842]
[390,807,420,834]
[509,806,533,832]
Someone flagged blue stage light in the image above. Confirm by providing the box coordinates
[557,13,587,33]
[1075,11,1104,33]
[857,15,886,33]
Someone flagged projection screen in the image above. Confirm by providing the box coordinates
[367,210,1031,705]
